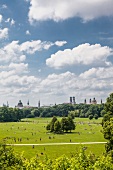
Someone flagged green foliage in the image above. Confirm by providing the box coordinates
[31,109,40,117]
[68,111,75,119]
[0,102,104,122]
[103,118,113,140]
[102,113,113,126]
[60,116,75,132]
[74,103,104,118]
[39,103,104,118]
[46,116,58,132]
[46,123,50,131]
[23,108,31,118]
[103,118,113,153]
[89,114,93,120]
[79,112,85,118]
[101,110,106,117]
[102,93,113,125]
[67,116,75,132]
[26,114,35,118]
[102,93,113,154]
[74,110,80,117]
[46,116,75,133]
[61,117,68,132]
[0,145,113,170]
[94,114,98,119]
[0,107,24,122]
[0,144,24,169]
[54,120,61,133]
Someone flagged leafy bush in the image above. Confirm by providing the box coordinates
[26,114,35,118]
[0,145,113,170]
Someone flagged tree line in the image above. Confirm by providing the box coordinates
[0,103,104,122]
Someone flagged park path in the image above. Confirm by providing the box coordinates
[6,142,107,146]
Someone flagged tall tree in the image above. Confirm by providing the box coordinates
[102,93,113,154]
[54,120,61,133]
[47,116,58,132]
[61,117,68,132]
[102,93,113,125]
[103,118,113,153]
[61,117,75,132]
[67,116,75,132]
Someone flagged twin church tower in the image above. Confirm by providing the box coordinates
[70,97,103,104]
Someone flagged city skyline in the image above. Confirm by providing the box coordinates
[0,0,113,107]
[3,97,102,108]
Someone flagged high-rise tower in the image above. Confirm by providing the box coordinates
[84,99,86,104]
[38,100,40,108]
[27,100,29,106]
[89,98,92,104]
[73,96,75,104]
[70,97,72,104]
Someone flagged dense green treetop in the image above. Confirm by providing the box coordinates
[46,116,75,133]
[102,93,113,125]
[102,93,113,155]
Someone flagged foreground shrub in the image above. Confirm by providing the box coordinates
[0,144,113,170]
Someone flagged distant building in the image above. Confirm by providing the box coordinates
[2,101,9,107]
[7,101,9,107]
[24,100,33,109]
[84,99,87,104]
[70,97,72,104]
[16,100,23,109]
[27,100,29,106]
[73,96,75,104]
[38,100,40,108]
[91,98,97,104]
[70,96,76,104]
[89,98,92,104]
[101,99,103,104]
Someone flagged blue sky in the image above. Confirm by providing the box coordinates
[0,0,113,107]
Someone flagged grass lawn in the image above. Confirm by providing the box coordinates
[0,117,106,159]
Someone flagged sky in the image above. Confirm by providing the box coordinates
[0,0,113,107]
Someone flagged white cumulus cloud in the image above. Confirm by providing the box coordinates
[46,43,112,69]
[0,38,67,102]
[32,69,113,104]
[38,71,76,95]
[80,67,113,79]
[8,63,28,74]
[28,0,113,23]
[20,40,53,54]
[20,40,66,54]
[0,41,22,63]
[55,41,67,47]
[0,28,8,39]
[0,40,65,63]
[0,14,3,23]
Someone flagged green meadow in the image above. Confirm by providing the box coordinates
[0,117,106,159]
